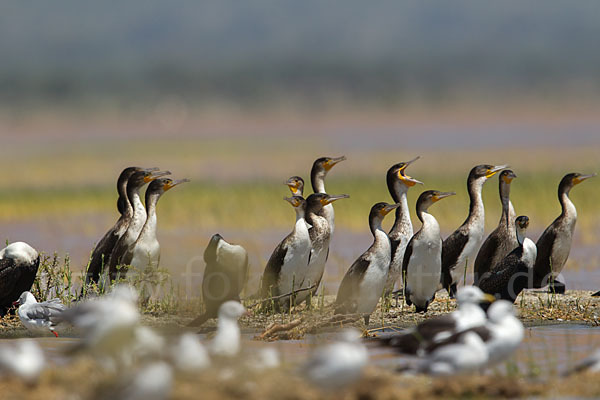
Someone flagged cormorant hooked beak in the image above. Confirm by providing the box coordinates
[324,156,346,171]
[380,203,401,216]
[144,170,171,183]
[321,193,350,205]
[573,173,597,185]
[284,196,303,207]
[485,165,509,179]
[163,178,190,191]
[432,191,456,202]
[397,157,423,186]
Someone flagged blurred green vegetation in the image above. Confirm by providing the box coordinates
[1,172,598,240]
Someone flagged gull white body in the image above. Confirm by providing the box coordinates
[422,331,489,376]
[17,292,66,336]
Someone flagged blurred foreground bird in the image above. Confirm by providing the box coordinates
[53,285,141,369]
[170,333,210,372]
[189,233,248,327]
[0,340,45,385]
[303,329,368,391]
[15,291,66,337]
[0,241,40,316]
[373,286,494,354]
[210,300,248,357]
[109,361,173,400]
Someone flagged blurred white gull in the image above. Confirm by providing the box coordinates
[210,300,247,357]
[170,333,210,371]
[563,349,600,376]
[249,347,281,371]
[0,340,46,384]
[303,329,368,391]
[414,300,523,370]
[53,284,140,368]
[416,331,489,376]
[376,286,494,354]
[16,291,66,337]
[115,361,173,400]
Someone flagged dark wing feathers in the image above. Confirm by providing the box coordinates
[441,229,469,288]
[424,325,492,354]
[375,313,458,355]
[0,256,40,314]
[260,242,288,297]
[532,226,557,288]
[473,229,501,282]
[86,225,121,284]
[478,247,529,303]
[334,256,370,314]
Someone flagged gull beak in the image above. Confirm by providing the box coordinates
[482,293,497,303]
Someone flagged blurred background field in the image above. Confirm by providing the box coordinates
[1,1,600,296]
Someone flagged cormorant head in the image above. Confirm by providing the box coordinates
[500,170,517,185]
[416,190,455,216]
[284,195,307,212]
[285,176,305,196]
[146,177,190,200]
[468,164,508,183]
[312,156,346,174]
[117,167,157,214]
[127,169,171,191]
[559,172,596,195]
[305,193,350,214]
[515,215,530,245]
[369,202,400,222]
[386,157,423,200]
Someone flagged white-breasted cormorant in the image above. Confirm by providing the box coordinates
[473,170,518,285]
[285,176,305,197]
[441,164,507,297]
[107,169,170,280]
[532,172,596,293]
[86,167,157,285]
[260,196,312,309]
[384,157,423,296]
[0,242,40,316]
[478,216,537,303]
[188,233,248,327]
[310,156,346,235]
[117,178,189,276]
[334,202,399,324]
[403,190,455,312]
[294,193,349,305]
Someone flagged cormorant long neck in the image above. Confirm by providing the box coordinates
[516,227,526,246]
[369,215,389,250]
[118,178,133,219]
[558,186,577,221]
[499,179,512,228]
[389,182,411,236]
[311,169,326,194]
[466,177,486,226]
[137,192,161,243]
[293,207,308,234]
[126,184,147,235]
